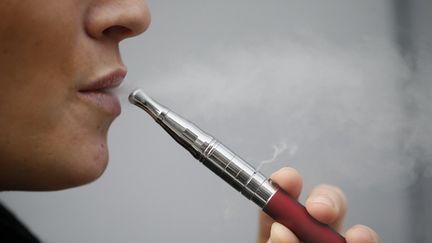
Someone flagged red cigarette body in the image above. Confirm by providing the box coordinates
[264,189,346,243]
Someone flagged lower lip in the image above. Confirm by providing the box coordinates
[78,91,121,116]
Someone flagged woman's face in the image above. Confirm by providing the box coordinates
[0,1,150,190]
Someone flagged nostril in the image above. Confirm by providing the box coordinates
[102,25,132,41]
[85,1,150,41]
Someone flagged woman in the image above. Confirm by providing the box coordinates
[0,1,379,242]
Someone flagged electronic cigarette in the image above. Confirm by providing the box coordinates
[129,89,346,243]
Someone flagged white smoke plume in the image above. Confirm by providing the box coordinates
[127,34,428,189]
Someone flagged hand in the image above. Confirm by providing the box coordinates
[257,167,379,243]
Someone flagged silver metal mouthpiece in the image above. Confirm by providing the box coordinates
[128,89,168,120]
[129,89,277,208]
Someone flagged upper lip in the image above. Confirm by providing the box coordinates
[79,68,127,92]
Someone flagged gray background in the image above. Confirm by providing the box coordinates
[1,1,431,242]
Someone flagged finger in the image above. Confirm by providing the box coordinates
[304,184,347,231]
[345,225,380,243]
[257,167,303,243]
[269,222,300,243]
[270,167,303,199]
[257,211,275,243]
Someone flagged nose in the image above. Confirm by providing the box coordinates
[85,0,151,42]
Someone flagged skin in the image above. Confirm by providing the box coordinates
[0,0,150,190]
[0,0,379,242]
[258,168,380,243]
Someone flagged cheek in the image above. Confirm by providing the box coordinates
[0,39,111,189]
[0,1,114,189]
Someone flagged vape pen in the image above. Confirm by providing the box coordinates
[129,89,346,243]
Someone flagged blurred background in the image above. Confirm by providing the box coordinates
[1,0,431,242]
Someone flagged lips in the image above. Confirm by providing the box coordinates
[78,69,126,116]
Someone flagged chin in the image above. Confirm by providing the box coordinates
[63,141,110,189]
[35,138,111,191]
[58,119,114,189]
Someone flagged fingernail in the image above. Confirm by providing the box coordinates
[311,195,335,208]
[350,225,379,243]
[363,225,379,242]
